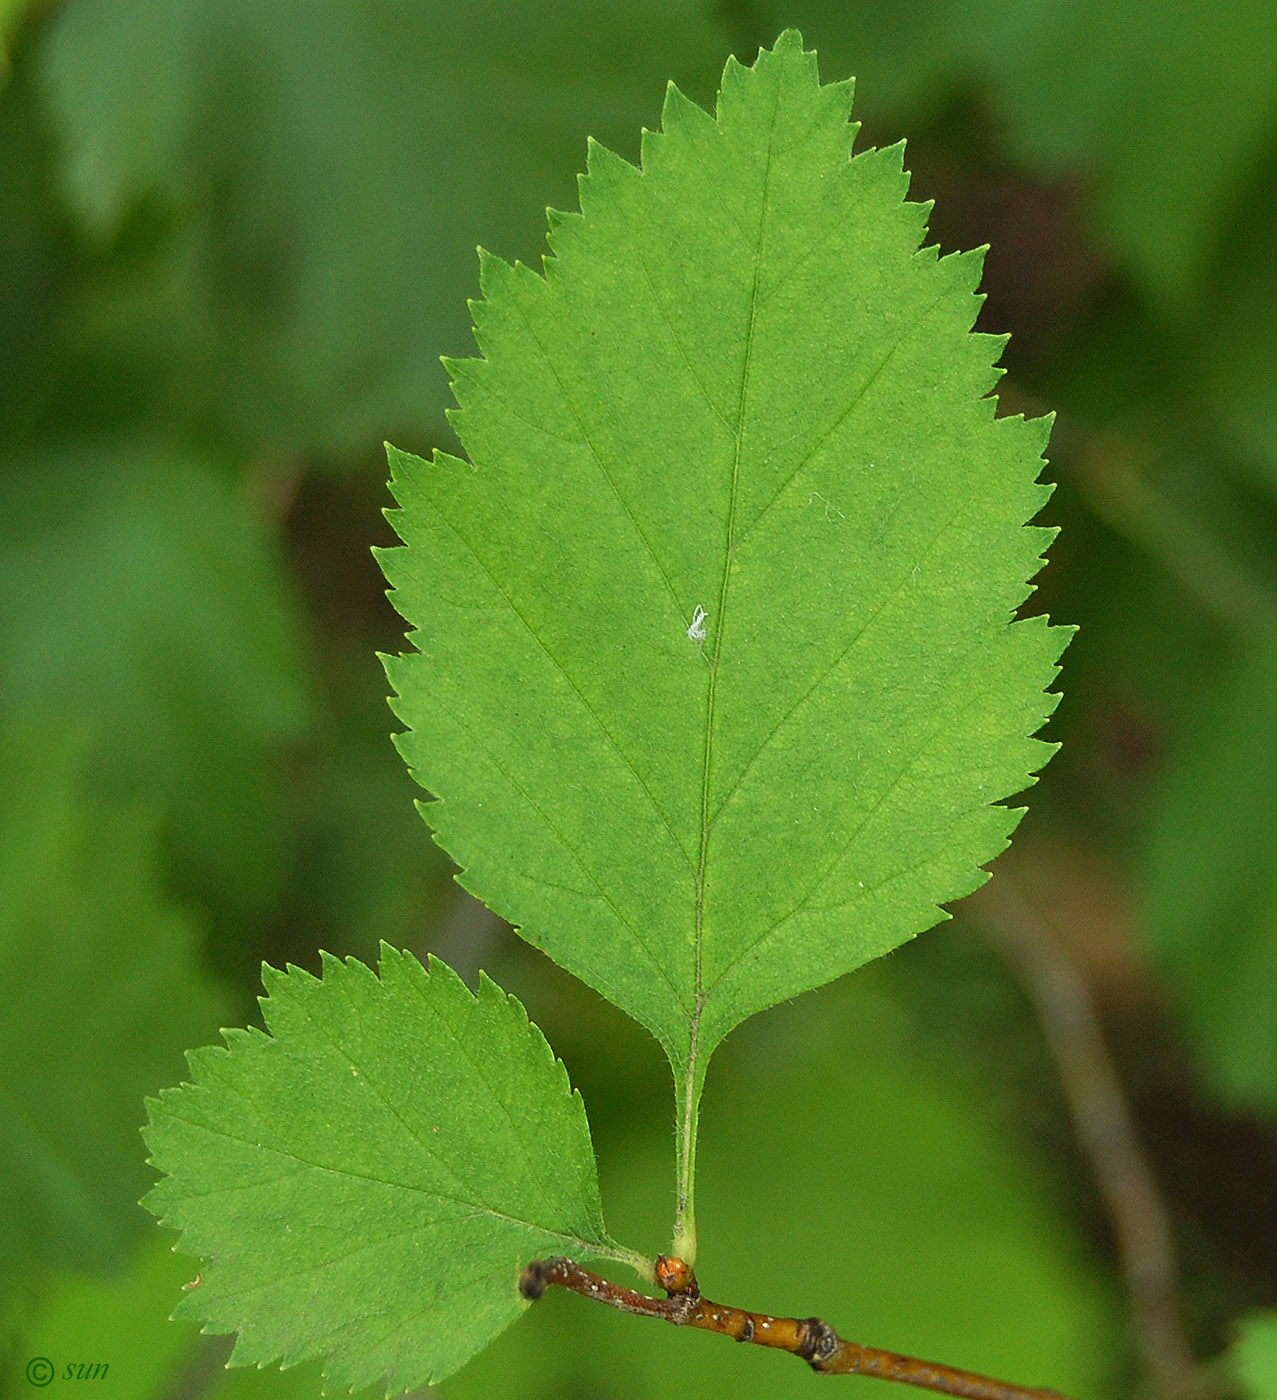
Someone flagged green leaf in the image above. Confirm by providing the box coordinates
[379,29,1067,1234]
[0,721,226,1301]
[143,945,629,1392]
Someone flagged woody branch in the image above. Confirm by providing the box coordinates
[519,1255,1071,1400]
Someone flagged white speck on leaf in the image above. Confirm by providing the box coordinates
[687,605,708,644]
[807,490,845,522]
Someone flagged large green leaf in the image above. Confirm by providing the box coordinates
[380,31,1066,1198]
[144,946,629,1392]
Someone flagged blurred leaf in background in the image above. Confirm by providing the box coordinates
[0,723,226,1304]
[1144,641,1277,1117]
[6,1242,201,1398]
[1232,1311,1277,1400]
[0,0,37,77]
[0,448,312,930]
[35,0,727,457]
[4,1237,395,1399]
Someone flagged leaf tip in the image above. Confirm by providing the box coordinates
[758,28,810,72]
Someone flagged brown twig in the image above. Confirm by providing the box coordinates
[974,879,1205,1400]
[519,1255,1071,1400]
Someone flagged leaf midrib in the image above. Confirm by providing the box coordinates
[689,76,785,1075]
[168,986,608,1252]
[154,1103,607,1256]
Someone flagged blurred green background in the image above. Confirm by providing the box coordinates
[2,1,1276,1397]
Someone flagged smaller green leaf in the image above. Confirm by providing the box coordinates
[144,945,632,1393]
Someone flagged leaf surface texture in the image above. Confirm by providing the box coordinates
[381,33,1067,1085]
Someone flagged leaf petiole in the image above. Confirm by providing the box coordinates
[592,1239,658,1287]
[672,1049,700,1263]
